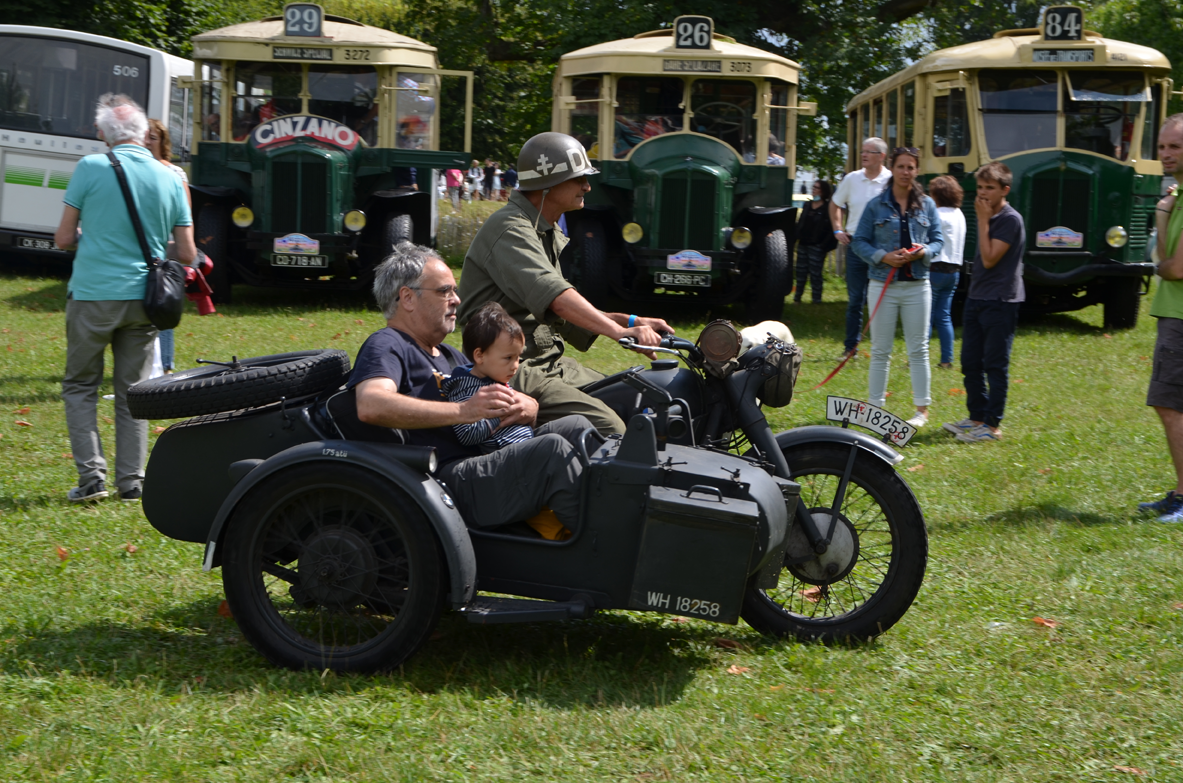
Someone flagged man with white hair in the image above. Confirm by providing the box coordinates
[830,137,891,359]
[54,93,195,503]
[350,244,590,531]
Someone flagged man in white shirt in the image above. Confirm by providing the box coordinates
[830,137,891,358]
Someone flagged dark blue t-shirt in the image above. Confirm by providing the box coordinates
[968,203,1025,303]
[348,327,470,462]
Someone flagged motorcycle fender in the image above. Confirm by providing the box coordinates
[202,439,477,608]
[774,425,904,466]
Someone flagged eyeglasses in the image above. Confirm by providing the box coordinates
[892,146,920,157]
[407,284,459,298]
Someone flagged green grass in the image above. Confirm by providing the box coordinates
[2,262,1181,781]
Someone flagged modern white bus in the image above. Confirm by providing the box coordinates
[0,25,193,259]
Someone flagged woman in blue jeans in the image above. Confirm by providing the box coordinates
[851,147,944,429]
[926,175,966,369]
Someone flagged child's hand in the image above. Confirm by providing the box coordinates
[459,383,516,423]
[499,389,539,427]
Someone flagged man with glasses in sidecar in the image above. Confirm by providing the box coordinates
[349,243,591,532]
[457,131,674,436]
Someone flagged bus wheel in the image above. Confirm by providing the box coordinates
[576,220,611,309]
[745,229,790,324]
[196,205,232,304]
[1103,276,1141,330]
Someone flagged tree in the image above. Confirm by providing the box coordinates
[1092,0,1183,114]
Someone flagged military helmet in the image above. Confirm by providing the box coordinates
[516,132,599,191]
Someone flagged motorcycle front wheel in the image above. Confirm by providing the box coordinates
[741,443,927,642]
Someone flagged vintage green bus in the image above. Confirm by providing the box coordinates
[186,4,472,301]
[552,16,816,322]
[846,5,1169,328]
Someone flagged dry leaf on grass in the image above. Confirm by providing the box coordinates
[713,637,741,649]
[54,546,69,561]
[800,586,822,603]
[355,319,365,325]
[1103,333,1113,339]
[100,415,112,424]
[1172,602,1183,611]
[124,543,138,554]
[14,420,31,427]
[217,600,234,619]
[906,464,924,472]
[1113,766,1147,775]
[726,665,751,675]
[16,406,30,414]
[1032,616,1059,628]
[153,426,166,434]
[669,616,689,623]
[769,684,785,692]
[948,388,965,395]
[1037,468,1053,475]
[61,453,72,459]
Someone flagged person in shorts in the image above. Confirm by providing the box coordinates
[1139,114,1183,522]
[943,161,1024,444]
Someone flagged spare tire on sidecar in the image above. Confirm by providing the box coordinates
[131,332,927,674]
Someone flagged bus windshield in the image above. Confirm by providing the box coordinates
[690,79,757,159]
[308,65,378,146]
[1065,71,1146,160]
[231,62,302,141]
[614,76,682,157]
[978,69,1058,157]
[0,35,149,138]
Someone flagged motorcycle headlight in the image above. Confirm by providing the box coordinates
[728,226,753,250]
[344,210,367,233]
[1105,225,1128,248]
[622,222,643,244]
[231,206,254,229]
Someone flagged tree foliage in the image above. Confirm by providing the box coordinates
[1092,0,1183,115]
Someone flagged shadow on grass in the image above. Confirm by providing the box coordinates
[0,377,67,404]
[2,596,789,708]
[3,277,68,313]
[935,502,1127,532]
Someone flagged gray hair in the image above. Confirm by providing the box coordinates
[862,137,888,154]
[372,242,440,319]
[95,93,148,146]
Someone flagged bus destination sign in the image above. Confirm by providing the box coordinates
[663,59,722,73]
[273,46,333,61]
[1032,49,1093,62]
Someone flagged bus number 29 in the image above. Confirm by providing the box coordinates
[112,65,140,78]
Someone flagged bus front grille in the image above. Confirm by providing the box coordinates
[271,156,328,234]
[1027,170,1091,250]
[659,170,717,250]
[1126,196,1155,260]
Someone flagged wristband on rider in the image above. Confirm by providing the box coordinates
[628,314,637,327]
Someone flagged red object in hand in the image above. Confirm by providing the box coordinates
[184,252,217,316]
[908,243,925,255]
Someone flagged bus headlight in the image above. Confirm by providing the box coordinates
[344,210,367,233]
[1106,226,1129,248]
[622,222,643,244]
[231,206,254,229]
[728,226,753,250]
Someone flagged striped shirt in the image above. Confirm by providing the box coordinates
[443,367,534,452]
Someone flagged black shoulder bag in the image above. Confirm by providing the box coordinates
[107,151,186,330]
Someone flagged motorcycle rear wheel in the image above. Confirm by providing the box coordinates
[741,443,927,642]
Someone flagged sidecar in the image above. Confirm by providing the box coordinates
[132,350,800,673]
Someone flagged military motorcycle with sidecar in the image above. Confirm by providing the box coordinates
[127,319,927,673]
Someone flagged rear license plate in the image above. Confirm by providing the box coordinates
[271,254,328,268]
[655,271,710,288]
[17,236,58,251]
[825,396,916,447]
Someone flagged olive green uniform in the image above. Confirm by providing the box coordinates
[458,191,625,435]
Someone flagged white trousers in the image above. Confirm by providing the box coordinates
[867,278,932,409]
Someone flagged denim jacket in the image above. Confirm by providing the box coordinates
[850,188,945,282]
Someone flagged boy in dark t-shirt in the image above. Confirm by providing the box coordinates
[942,161,1025,443]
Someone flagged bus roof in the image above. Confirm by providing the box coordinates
[192,15,435,55]
[847,30,1171,110]
[559,29,799,83]
[0,24,193,74]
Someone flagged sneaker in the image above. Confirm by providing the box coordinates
[1139,491,1179,515]
[937,362,954,370]
[838,350,859,362]
[119,486,142,502]
[1157,493,1183,523]
[905,411,928,428]
[68,479,108,503]
[942,418,977,435]
[955,424,1002,443]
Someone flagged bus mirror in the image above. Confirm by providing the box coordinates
[796,102,817,116]
[947,163,965,176]
[175,76,196,90]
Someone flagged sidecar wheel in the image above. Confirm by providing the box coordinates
[741,443,927,642]
[222,463,445,673]
[127,350,350,419]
